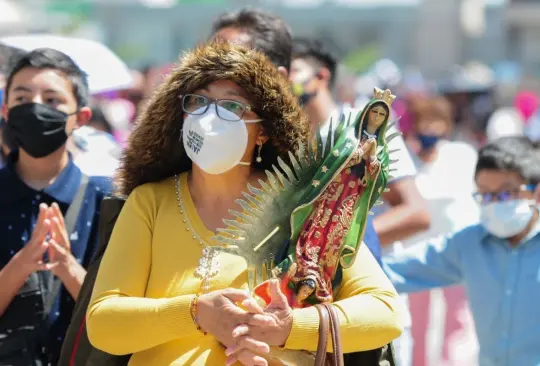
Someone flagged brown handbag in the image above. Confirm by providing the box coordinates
[314,303,344,366]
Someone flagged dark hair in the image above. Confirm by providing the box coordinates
[0,44,26,75]
[211,8,293,72]
[475,136,540,184]
[292,38,338,88]
[90,106,113,134]
[5,48,89,107]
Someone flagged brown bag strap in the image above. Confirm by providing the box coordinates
[324,303,344,366]
[315,304,330,366]
[314,304,344,366]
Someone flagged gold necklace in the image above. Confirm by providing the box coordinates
[174,174,220,293]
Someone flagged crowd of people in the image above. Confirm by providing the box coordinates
[0,7,540,366]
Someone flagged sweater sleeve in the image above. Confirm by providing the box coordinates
[284,243,404,353]
[86,186,200,355]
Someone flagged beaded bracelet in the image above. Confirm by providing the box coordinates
[190,293,207,335]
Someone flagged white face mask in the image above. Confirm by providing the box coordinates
[182,106,261,175]
[480,199,535,238]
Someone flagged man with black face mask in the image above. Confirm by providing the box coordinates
[0,48,111,365]
[289,39,337,132]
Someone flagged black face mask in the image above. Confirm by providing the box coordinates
[292,78,318,107]
[7,103,71,158]
[298,91,317,106]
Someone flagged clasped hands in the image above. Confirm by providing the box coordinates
[13,202,79,279]
[361,138,380,174]
[197,279,293,366]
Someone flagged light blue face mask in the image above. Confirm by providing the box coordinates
[480,199,535,238]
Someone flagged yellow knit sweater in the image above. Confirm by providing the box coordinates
[87,172,403,365]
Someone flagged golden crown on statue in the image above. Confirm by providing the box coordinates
[373,87,396,106]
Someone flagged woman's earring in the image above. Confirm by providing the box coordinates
[256,144,263,163]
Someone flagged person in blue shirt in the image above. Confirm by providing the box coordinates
[0,48,111,365]
[383,136,540,366]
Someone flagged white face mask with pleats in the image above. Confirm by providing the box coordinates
[182,106,261,175]
[480,199,536,238]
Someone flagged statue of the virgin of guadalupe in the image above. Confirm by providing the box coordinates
[211,87,399,308]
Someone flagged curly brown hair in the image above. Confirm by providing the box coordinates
[116,41,309,197]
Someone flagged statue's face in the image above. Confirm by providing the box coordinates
[297,284,315,302]
[368,105,387,129]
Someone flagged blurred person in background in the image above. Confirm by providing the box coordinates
[289,38,339,133]
[404,96,479,366]
[69,103,121,177]
[441,90,496,149]
[211,8,292,75]
[288,37,429,366]
[439,63,497,149]
[384,136,540,366]
[0,48,111,365]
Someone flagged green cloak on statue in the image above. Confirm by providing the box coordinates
[212,87,400,308]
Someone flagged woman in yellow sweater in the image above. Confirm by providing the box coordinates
[86,41,403,365]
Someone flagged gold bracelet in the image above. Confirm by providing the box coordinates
[190,293,207,335]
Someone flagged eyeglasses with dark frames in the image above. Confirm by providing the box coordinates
[179,94,253,122]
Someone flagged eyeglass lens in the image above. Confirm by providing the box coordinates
[182,94,246,121]
[479,191,514,203]
[474,185,535,204]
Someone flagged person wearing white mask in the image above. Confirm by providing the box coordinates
[85,41,403,366]
[383,136,540,366]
